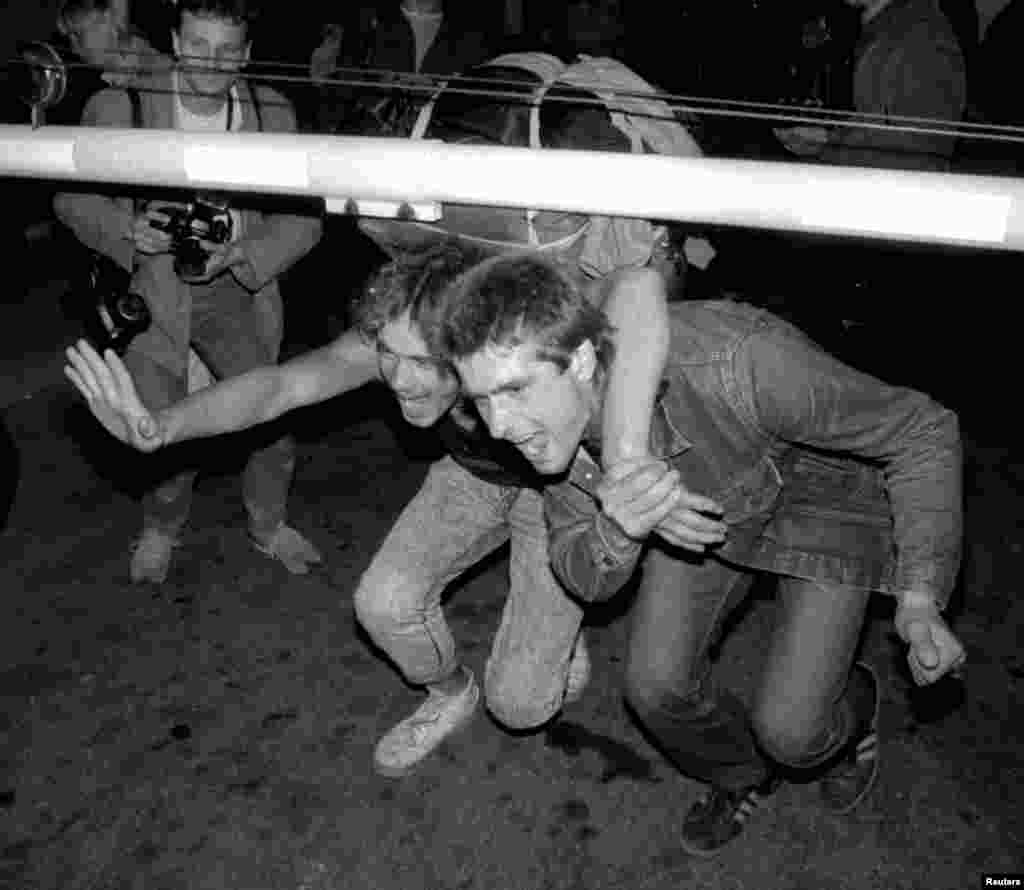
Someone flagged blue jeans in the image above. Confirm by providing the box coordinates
[354,456,583,729]
[124,283,293,541]
[624,545,872,791]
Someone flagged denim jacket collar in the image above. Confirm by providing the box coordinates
[568,382,692,498]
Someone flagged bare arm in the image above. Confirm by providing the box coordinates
[589,266,727,552]
[158,329,378,444]
[595,265,670,467]
[65,328,380,450]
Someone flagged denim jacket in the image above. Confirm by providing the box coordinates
[545,300,963,606]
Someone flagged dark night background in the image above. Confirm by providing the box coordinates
[1,0,1023,887]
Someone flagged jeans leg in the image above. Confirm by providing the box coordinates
[485,487,584,730]
[241,435,295,540]
[122,348,194,535]
[189,285,292,539]
[353,457,511,687]
[624,547,768,791]
[750,577,872,771]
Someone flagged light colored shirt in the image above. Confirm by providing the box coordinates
[172,70,243,240]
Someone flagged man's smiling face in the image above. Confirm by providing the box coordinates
[454,338,599,474]
[173,11,250,99]
[377,311,460,427]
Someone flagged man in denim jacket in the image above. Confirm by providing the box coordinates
[440,251,964,858]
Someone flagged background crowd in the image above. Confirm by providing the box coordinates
[4,0,1023,407]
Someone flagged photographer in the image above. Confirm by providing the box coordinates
[54,0,324,584]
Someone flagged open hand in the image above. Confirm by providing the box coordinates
[655,488,727,553]
[127,208,174,255]
[894,592,966,685]
[64,339,165,451]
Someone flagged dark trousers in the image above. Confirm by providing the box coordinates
[123,284,294,540]
[624,545,872,791]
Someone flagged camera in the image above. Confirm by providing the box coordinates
[149,196,234,279]
[82,254,151,354]
[97,290,151,354]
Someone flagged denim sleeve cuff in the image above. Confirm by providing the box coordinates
[593,512,643,567]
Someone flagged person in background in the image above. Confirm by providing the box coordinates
[775,0,966,171]
[54,0,324,584]
[311,0,492,135]
[56,0,169,94]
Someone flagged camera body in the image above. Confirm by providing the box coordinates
[83,253,151,354]
[149,196,234,279]
[98,290,151,353]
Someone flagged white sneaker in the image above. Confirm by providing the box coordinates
[374,670,480,777]
[129,527,179,583]
[564,631,591,705]
[250,524,323,575]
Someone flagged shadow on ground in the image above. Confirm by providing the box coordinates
[1,369,1022,890]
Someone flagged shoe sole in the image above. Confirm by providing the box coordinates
[373,692,479,779]
[678,835,732,859]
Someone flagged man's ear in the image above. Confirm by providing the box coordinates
[569,339,597,384]
[242,41,252,66]
[171,30,180,58]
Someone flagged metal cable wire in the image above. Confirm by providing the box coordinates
[7,48,1024,146]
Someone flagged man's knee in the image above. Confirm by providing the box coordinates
[484,664,559,730]
[751,707,834,769]
[623,653,678,718]
[352,566,422,638]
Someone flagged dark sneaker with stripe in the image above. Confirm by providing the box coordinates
[680,776,779,857]
[820,661,881,814]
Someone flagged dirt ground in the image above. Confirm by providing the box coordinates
[1,268,1023,890]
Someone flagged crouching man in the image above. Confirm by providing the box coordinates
[437,251,965,857]
[64,238,674,777]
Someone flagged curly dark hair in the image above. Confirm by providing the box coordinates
[353,238,494,348]
[437,251,615,372]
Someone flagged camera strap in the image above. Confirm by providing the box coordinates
[123,86,142,275]
[224,86,263,131]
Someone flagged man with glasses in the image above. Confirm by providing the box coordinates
[54,0,324,583]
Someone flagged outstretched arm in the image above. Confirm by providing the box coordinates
[65,328,380,450]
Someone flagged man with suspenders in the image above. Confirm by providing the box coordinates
[54,0,324,583]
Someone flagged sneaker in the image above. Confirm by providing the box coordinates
[680,777,779,858]
[820,661,881,814]
[564,631,591,705]
[129,527,179,583]
[250,524,323,575]
[374,669,480,778]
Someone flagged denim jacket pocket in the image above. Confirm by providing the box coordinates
[717,456,783,526]
[779,450,891,527]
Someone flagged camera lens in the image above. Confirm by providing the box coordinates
[116,294,148,322]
